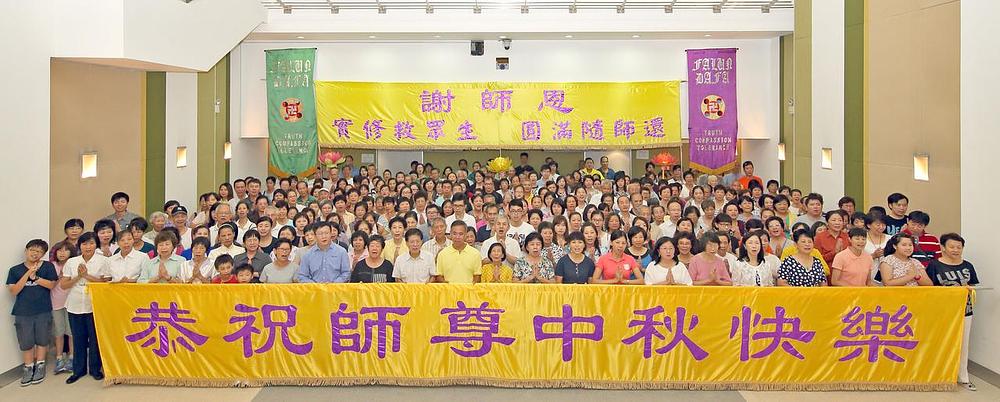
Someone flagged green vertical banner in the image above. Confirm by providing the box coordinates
[266,48,318,176]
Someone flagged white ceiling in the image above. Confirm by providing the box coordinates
[259,0,794,13]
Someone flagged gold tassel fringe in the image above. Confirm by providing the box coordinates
[104,376,958,392]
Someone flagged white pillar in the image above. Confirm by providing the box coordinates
[166,73,200,210]
[962,0,1000,373]
[810,0,845,199]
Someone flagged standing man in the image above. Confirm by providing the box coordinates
[736,161,763,190]
[514,152,535,176]
[229,179,249,210]
[104,192,141,232]
[579,158,604,180]
[445,195,476,231]
[296,222,351,283]
[433,222,482,283]
[598,156,616,180]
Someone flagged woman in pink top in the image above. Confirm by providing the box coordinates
[831,227,875,286]
[49,242,76,374]
[591,230,644,285]
[687,232,733,286]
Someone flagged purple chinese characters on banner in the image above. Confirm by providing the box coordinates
[533,304,603,362]
[552,121,572,140]
[614,119,636,140]
[223,304,313,358]
[427,120,446,140]
[457,120,477,141]
[644,117,665,138]
[833,305,919,363]
[582,120,604,141]
[125,302,208,358]
[421,89,455,113]
[429,301,516,357]
[537,90,574,114]
[622,306,709,360]
[363,119,385,140]
[522,121,541,142]
[332,118,353,139]
[394,121,416,140]
[329,303,411,358]
[729,306,816,361]
[481,89,513,112]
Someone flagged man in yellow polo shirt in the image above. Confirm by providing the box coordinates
[434,221,482,283]
[578,157,605,180]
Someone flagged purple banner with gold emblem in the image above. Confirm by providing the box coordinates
[687,48,738,174]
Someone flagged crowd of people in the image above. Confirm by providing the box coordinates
[7,153,980,390]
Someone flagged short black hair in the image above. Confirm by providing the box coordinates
[887,192,909,205]
[64,218,85,231]
[25,239,49,253]
[111,192,130,204]
[404,228,424,242]
[939,233,965,247]
[848,227,868,239]
[234,264,254,276]
[742,161,754,168]
[520,152,529,158]
[214,254,234,269]
[907,210,931,225]
[128,217,149,232]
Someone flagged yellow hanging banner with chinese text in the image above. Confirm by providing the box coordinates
[90,284,967,390]
[315,81,681,149]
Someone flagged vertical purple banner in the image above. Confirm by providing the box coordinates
[686,48,738,174]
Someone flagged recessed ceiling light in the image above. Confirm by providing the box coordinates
[632,35,640,38]
[564,35,574,38]
[499,35,508,39]
[704,34,713,37]
[296,36,305,39]
[368,35,377,39]
[434,35,441,38]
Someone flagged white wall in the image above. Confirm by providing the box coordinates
[231,38,781,181]
[0,0,53,370]
[962,0,1000,374]
[165,73,199,210]
[810,0,845,200]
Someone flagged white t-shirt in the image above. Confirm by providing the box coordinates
[658,220,678,239]
[181,258,216,283]
[108,250,148,282]
[480,236,523,260]
[644,261,692,285]
[445,214,477,232]
[63,254,113,314]
[208,244,245,260]
[177,228,193,250]
[506,222,535,246]
[392,251,438,283]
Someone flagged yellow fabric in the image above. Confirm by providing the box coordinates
[436,245,482,283]
[780,246,831,276]
[480,263,514,283]
[380,238,406,263]
[316,81,682,149]
[90,284,966,390]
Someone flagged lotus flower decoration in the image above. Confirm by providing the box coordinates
[318,151,346,169]
[487,156,512,173]
[651,152,678,168]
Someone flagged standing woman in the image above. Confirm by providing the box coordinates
[93,219,117,257]
[552,215,569,250]
[687,232,733,286]
[581,223,603,260]
[624,226,652,273]
[592,230,644,285]
[644,237,692,286]
[514,233,556,283]
[350,235,394,283]
[777,230,827,287]
[925,233,979,390]
[732,231,780,286]
[864,211,889,283]
[879,235,933,287]
[60,232,111,383]
[218,183,234,206]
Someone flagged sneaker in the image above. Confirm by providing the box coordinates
[962,382,977,391]
[53,357,63,374]
[58,356,73,374]
[20,364,33,386]
[31,361,46,384]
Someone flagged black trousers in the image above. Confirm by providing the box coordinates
[68,312,102,376]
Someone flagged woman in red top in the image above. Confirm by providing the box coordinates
[814,210,850,266]
[591,230,644,285]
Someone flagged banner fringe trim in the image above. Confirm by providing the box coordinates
[689,160,737,176]
[103,376,958,392]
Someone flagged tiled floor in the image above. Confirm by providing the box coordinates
[1,371,994,402]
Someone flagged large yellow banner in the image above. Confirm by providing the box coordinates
[90,284,967,390]
[315,81,681,149]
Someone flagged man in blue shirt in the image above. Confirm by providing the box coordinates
[296,222,351,283]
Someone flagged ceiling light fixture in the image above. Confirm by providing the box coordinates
[296,36,305,39]
[564,34,574,39]
[369,35,377,39]
[632,34,640,38]
[499,35,508,39]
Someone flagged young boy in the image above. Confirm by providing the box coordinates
[235,264,255,284]
[211,255,238,284]
[7,239,58,386]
